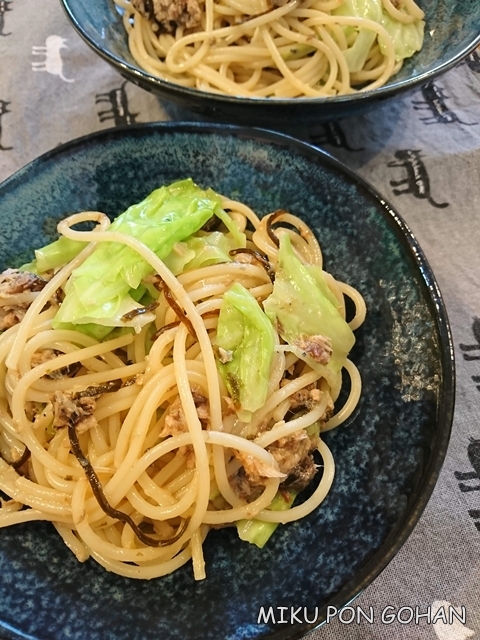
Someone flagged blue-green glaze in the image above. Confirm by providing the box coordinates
[60,0,480,127]
[0,124,454,640]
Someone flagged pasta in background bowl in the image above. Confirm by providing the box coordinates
[60,0,480,127]
[0,123,454,640]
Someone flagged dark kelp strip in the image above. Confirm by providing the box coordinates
[68,383,188,548]
[152,276,196,338]
[229,248,275,283]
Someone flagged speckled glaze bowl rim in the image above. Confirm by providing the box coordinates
[60,0,480,108]
[0,122,455,640]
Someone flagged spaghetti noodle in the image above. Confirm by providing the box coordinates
[113,0,425,97]
[0,181,365,580]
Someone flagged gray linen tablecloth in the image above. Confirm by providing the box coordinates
[1,2,480,639]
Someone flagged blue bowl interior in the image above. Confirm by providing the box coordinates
[62,0,480,101]
[0,124,454,640]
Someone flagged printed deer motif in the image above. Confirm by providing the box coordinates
[95,81,139,126]
[32,35,74,83]
[467,509,480,532]
[459,317,480,361]
[0,100,12,151]
[455,439,480,493]
[0,0,12,37]
[387,149,449,209]
[310,122,364,152]
[412,80,477,126]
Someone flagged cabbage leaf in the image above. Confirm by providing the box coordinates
[333,0,425,71]
[263,235,354,387]
[215,283,275,421]
[52,179,225,332]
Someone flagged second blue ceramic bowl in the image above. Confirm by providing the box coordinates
[60,0,480,127]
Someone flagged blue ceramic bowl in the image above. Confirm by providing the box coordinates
[60,0,480,127]
[0,123,454,640]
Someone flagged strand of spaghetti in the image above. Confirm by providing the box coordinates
[14,475,71,503]
[0,401,23,440]
[190,64,259,96]
[221,198,261,227]
[53,523,90,562]
[127,477,198,520]
[212,442,244,507]
[5,212,111,371]
[18,329,99,375]
[110,363,178,469]
[44,468,76,494]
[29,445,51,488]
[320,271,346,316]
[73,499,188,563]
[32,363,144,393]
[202,478,279,524]
[273,212,323,264]
[191,525,207,580]
[0,466,72,516]
[137,472,178,506]
[19,422,84,479]
[0,308,56,365]
[255,394,329,448]
[164,0,299,67]
[169,37,212,74]
[313,24,350,95]
[165,467,196,495]
[403,0,425,19]
[171,324,209,538]
[127,472,198,520]
[151,455,187,488]
[56,217,224,434]
[260,26,327,97]
[143,325,178,381]
[110,428,281,518]
[269,28,339,96]
[249,370,321,432]
[11,333,133,431]
[0,426,24,460]
[235,67,264,91]
[130,14,171,74]
[0,509,73,527]
[339,282,367,331]
[94,385,140,423]
[178,262,270,287]
[322,359,361,431]
[90,546,193,580]
[381,0,417,23]
[297,14,396,91]
[274,54,333,99]
[351,62,388,82]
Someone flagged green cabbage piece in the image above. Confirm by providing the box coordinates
[334,0,382,72]
[21,236,86,274]
[236,491,296,548]
[163,230,245,275]
[52,179,225,332]
[215,283,276,421]
[333,0,425,71]
[263,235,354,387]
[379,10,424,61]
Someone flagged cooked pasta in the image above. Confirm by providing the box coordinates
[0,180,366,580]
[113,0,425,97]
